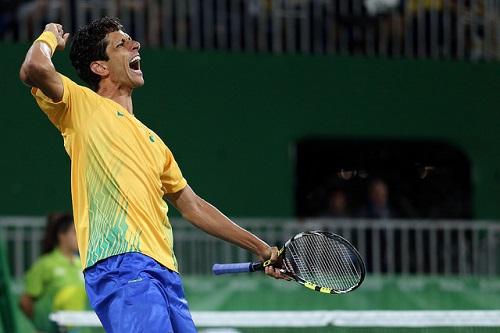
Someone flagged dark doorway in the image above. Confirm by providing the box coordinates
[294,138,472,219]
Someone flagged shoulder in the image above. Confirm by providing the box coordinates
[58,74,102,100]
[36,251,61,267]
[26,252,55,278]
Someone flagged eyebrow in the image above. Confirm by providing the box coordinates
[116,35,132,45]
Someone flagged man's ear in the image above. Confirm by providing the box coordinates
[90,61,108,78]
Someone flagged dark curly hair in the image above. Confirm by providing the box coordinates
[70,17,123,91]
[42,213,74,254]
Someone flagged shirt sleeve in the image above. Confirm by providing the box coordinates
[24,259,46,298]
[161,146,187,194]
[31,74,87,132]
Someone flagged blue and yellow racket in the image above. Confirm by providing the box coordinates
[212,230,365,294]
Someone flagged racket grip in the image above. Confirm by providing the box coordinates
[212,262,253,275]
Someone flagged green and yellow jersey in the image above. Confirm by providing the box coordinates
[32,75,187,271]
[24,248,87,332]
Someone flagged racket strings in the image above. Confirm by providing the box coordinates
[290,237,358,290]
[284,234,362,291]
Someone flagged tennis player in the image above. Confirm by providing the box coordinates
[20,17,285,333]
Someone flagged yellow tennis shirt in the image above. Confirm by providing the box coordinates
[32,74,187,271]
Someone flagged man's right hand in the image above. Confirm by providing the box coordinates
[44,23,70,51]
[262,246,292,281]
[20,23,66,101]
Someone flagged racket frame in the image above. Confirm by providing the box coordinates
[246,230,366,294]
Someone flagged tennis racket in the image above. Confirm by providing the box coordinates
[212,230,365,294]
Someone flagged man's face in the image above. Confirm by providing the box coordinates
[103,30,144,88]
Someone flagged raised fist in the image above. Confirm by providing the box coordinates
[44,23,70,51]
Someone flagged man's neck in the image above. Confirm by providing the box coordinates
[97,84,134,114]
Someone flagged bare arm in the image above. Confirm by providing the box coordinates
[165,185,287,278]
[19,294,35,319]
[19,23,69,102]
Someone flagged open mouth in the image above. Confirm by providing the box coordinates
[129,55,141,72]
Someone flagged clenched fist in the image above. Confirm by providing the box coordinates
[44,23,70,51]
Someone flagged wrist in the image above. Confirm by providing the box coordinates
[256,243,272,260]
[34,31,58,56]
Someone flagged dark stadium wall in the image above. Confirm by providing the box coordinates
[1,43,499,218]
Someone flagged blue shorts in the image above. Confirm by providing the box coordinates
[84,252,197,333]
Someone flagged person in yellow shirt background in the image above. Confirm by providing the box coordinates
[19,213,88,333]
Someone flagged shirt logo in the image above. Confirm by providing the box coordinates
[54,267,66,276]
[149,135,155,143]
[117,111,124,117]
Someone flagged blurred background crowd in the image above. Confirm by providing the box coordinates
[0,0,498,61]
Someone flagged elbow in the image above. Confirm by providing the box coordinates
[19,66,30,85]
[20,61,51,86]
[19,62,30,85]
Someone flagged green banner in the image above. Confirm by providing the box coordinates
[184,275,500,311]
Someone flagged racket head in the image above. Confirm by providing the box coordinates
[279,230,366,294]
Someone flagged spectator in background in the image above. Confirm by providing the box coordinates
[358,178,393,219]
[19,213,88,333]
[16,0,70,41]
[322,189,350,218]
[364,0,400,15]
